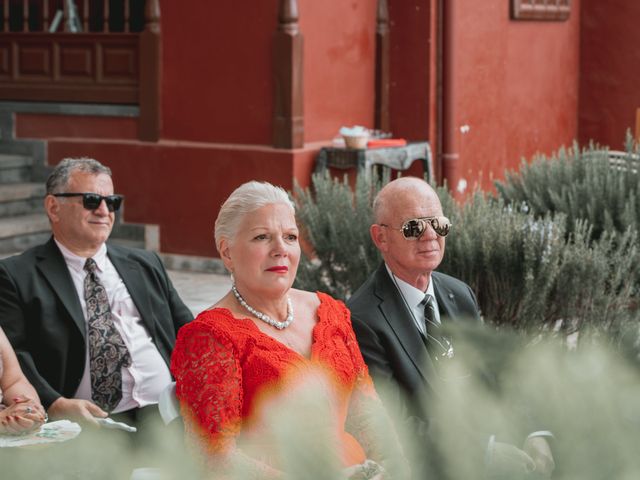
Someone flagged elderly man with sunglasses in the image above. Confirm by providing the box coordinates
[0,158,193,430]
[347,177,554,479]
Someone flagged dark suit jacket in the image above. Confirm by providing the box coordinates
[347,263,482,425]
[349,265,552,478]
[0,237,193,409]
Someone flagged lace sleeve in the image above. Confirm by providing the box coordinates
[170,319,284,479]
[342,306,411,479]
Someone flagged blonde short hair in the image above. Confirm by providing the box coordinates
[214,181,295,251]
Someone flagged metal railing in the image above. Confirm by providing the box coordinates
[1,0,145,33]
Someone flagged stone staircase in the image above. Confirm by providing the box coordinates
[0,151,150,256]
[0,102,158,259]
[0,153,50,253]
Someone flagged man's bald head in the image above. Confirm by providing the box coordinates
[370,177,446,289]
[373,177,443,225]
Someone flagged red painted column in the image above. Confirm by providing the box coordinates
[273,0,304,149]
[441,0,459,193]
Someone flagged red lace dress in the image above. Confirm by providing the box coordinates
[170,292,387,477]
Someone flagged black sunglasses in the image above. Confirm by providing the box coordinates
[381,216,452,239]
[52,193,123,212]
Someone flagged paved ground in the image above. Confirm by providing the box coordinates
[167,269,231,316]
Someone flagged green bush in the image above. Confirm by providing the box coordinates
[438,189,639,338]
[439,190,565,331]
[293,171,384,299]
[495,136,640,241]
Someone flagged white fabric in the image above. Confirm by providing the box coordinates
[56,240,172,413]
[385,264,441,336]
[0,420,81,447]
[158,381,180,425]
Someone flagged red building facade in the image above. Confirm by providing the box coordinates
[0,0,633,258]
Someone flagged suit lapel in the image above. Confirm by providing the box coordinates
[374,264,441,389]
[108,246,156,339]
[36,238,86,339]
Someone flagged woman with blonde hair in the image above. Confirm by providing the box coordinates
[171,181,407,479]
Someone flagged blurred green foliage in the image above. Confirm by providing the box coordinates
[293,171,384,299]
[2,332,639,479]
[436,325,640,480]
[494,133,640,242]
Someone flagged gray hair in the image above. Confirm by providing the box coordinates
[46,157,111,194]
[214,181,295,251]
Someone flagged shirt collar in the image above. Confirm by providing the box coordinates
[55,239,108,273]
[385,263,435,308]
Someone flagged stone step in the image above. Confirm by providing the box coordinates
[0,182,45,201]
[0,212,49,237]
[111,221,147,241]
[0,182,46,217]
[0,231,51,254]
[0,154,33,184]
[0,154,33,169]
[0,213,148,253]
[107,237,146,250]
[0,213,51,253]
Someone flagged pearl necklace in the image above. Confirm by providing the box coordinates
[232,285,294,330]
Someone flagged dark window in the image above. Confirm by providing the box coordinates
[0,0,146,33]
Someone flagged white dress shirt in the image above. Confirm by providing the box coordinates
[56,240,172,413]
[385,264,441,336]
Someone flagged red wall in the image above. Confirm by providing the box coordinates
[299,0,377,142]
[160,1,277,145]
[444,0,581,193]
[160,0,376,146]
[578,0,640,149]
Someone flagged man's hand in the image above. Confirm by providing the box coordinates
[523,436,555,478]
[47,397,107,425]
[486,441,536,479]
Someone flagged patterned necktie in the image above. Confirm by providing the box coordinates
[422,293,454,361]
[84,258,131,412]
